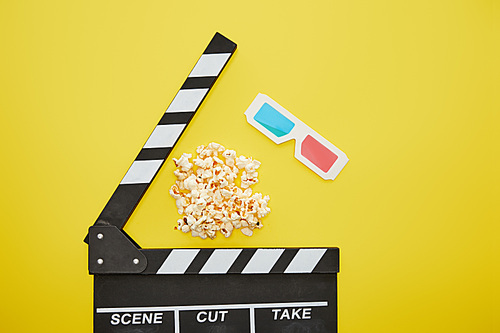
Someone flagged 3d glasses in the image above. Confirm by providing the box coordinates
[245,93,348,181]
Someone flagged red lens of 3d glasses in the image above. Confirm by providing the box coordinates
[301,135,339,173]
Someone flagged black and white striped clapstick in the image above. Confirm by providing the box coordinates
[86,33,236,242]
[141,248,339,275]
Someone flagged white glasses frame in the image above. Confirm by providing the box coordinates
[244,93,349,181]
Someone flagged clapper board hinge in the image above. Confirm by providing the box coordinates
[88,224,147,274]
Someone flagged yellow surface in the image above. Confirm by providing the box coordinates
[1,0,499,332]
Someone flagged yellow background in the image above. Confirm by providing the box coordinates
[1,1,499,332]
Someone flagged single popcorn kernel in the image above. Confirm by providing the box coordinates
[170,142,271,239]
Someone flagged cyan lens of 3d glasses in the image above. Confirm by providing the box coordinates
[254,103,295,137]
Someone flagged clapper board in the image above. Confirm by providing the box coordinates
[85,32,340,333]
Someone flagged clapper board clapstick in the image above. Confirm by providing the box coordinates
[86,33,340,333]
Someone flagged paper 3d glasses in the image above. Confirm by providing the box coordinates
[245,93,348,181]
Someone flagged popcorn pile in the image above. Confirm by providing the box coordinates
[169,142,271,239]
